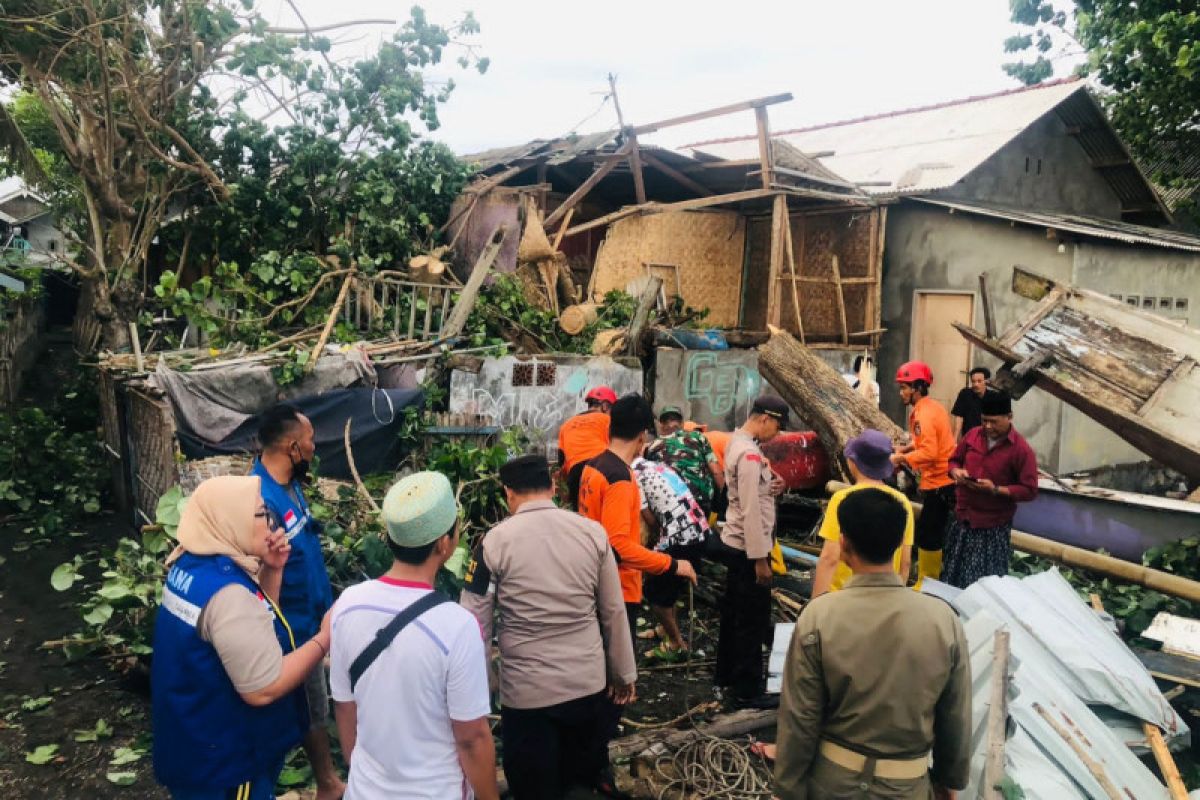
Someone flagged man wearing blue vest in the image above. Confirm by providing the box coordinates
[251,404,343,800]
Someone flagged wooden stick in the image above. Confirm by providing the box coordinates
[609,708,776,760]
[128,322,145,373]
[1089,595,1187,800]
[984,629,1011,800]
[640,151,714,197]
[630,93,792,136]
[755,106,773,191]
[442,224,507,338]
[782,209,805,345]
[308,271,355,373]
[561,188,779,238]
[767,194,787,327]
[543,142,634,229]
[979,272,997,339]
[551,208,575,252]
[344,418,382,514]
[831,254,849,345]
[1033,701,1123,800]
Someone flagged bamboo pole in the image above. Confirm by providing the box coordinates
[826,480,1200,603]
[307,271,355,373]
[984,629,1011,800]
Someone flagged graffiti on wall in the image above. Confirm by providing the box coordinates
[684,352,763,417]
[449,355,642,458]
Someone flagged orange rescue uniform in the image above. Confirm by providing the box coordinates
[558,410,610,471]
[901,395,954,490]
[705,430,732,473]
[577,450,674,603]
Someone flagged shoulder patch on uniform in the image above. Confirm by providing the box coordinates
[744,453,763,463]
[462,543,493,596]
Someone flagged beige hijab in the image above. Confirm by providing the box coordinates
[167,475,264,580]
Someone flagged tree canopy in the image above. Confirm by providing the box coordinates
[0,1,485,348]
[1004,1,1200,225]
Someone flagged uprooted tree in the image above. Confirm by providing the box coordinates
[0,1,486,350]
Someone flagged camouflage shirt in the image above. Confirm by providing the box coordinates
[647,430,718,510]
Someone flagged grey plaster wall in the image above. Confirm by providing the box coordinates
[879,203,1074,467]
[938,112,1124,220]
[449,354,642,460]
[653,348,859,432]
[881,202,1200,474]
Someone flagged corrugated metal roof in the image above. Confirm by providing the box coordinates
[684,79,1087,196]
[915,197,1200,253]
[461,130,620,172]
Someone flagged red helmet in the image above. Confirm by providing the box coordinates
[895,361,933,385]
[585,386,618,404]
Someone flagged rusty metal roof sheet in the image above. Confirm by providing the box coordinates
[915,197,1200,253]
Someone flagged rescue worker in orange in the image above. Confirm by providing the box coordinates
[558,386,616,509]
[889,361,955,586]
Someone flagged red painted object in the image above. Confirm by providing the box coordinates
[760,431,831,490]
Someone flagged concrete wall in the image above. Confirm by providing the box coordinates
[448,354,643,460]
[938,111,1125,220]
[880,201,1200,474]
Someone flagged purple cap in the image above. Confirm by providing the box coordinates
[844,429,895,481]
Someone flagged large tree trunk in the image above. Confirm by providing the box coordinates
[758,329,904,480]
[75,276,138,353]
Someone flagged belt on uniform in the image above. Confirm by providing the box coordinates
[818,740,929,780]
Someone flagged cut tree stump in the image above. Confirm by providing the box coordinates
[758,327,904,479]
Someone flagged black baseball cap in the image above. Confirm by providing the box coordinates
[751,395,790,428]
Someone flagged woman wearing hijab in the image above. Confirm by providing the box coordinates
[152,476,332,800]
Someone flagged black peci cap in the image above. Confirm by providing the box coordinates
[980,390,1013,416]
[751,395,790,428]
[499,454,553,492]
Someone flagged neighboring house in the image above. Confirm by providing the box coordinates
[0,176,64,265]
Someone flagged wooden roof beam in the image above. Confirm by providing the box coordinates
[640,151,714,197]
[543,141,634,229]
[630,93,793,136]
[561,188,780,238]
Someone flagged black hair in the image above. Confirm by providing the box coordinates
[386,527,454,565]
[970,366,992,380]
[585,398,605,409]
[610,394,655,441]
[258,403,303,449]
[837,487,907,565]
[909,379,930,396]
[500,454,553,492]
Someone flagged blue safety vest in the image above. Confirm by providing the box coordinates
[251,460,334,642]
[151,553,308,792]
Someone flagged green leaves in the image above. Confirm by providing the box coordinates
[105,772,138,786]
[21,696,53,712]
[74,719,113,742]
[24,744,58,765]
[155,486,188,539]
[109,746,144,766]
[51,559,82,591]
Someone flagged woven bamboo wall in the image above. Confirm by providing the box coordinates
[589,211,745,327]
[128,387,178,526]
[0,300,44,408]
[744,208,881,342]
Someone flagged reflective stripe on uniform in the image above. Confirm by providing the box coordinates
[160,587,203,628]
[819,740,929,780]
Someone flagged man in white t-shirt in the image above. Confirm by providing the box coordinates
[330,472,498,800]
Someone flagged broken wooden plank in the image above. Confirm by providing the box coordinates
[831,254,849,345]
[767,195,787,327]
[308,272,355,373]
[782,209,805,345]
[442,225,507,338]
[759,329,906,480]
[630,93,793,137]
[755,105,772,191]
[561,188,779,238]
[625,276,663,357]
[1134,646,1200,689]
[979,273,996,338]
[543,141,634,229]
[984,629,1011,800]
[640,150,714,197]
[609,708,776,760]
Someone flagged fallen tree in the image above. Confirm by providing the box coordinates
[758,327,904,479]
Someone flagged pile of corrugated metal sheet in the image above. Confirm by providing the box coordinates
[931,568,1186,799]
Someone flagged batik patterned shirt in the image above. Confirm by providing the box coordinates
[632,458,710,551]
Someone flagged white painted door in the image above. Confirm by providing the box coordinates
[913,292,975,410]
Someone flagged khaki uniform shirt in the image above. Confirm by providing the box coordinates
[775,573,972,799]
[720,431,776,559]
[459,499,636,709]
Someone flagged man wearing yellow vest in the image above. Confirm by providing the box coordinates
[889,361,955,586]
[812,430,913,597]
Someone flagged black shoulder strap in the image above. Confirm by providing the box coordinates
[349,590,451,692]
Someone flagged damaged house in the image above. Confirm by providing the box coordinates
[457,78,1200,476]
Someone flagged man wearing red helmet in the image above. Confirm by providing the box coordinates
[889,361,956,587]
[558,386,616,509]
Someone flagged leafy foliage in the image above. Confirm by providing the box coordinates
[1003,1,1200,226]
[1010,537,1200,639]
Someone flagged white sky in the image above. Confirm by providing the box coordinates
[273,0,1081,155]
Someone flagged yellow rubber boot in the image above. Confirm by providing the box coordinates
[914,548,943,591]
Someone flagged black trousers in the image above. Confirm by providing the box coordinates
[715,548,772,699]
[915,484,957,550]
[501,691,609,800]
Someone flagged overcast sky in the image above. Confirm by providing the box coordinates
[274,0,1081,155]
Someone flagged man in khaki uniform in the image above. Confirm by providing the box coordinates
[775,487,971,799]
[460,454,636,800]
[716,396,786,708]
